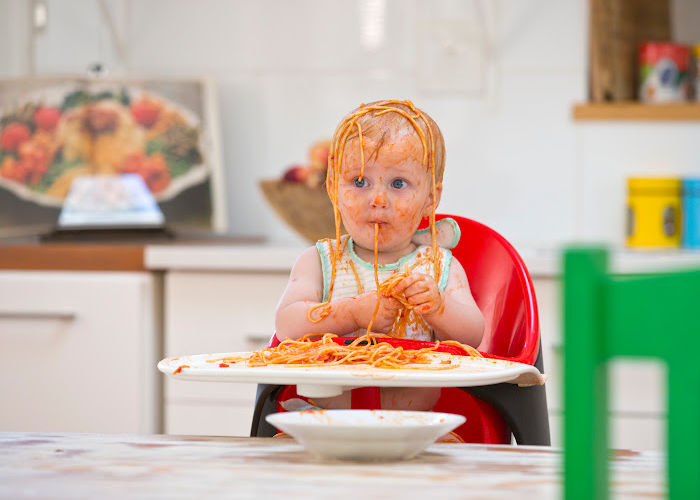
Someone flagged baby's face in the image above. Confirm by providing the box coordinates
[337,132,434,254]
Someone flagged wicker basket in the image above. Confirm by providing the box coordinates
[259,179,344,242]
[589,0,670,101]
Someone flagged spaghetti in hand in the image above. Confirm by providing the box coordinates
[375,267,445,338]
[378,269,413,309]
[387,272,445,316]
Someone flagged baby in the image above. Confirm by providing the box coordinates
[275,100,484,410]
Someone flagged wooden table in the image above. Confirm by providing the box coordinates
[0,432,664,499]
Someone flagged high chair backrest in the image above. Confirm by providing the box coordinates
[563,247,700,500]
[435,214,540,363]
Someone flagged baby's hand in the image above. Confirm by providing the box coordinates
[352,292,401,334]
[393,273,445,317]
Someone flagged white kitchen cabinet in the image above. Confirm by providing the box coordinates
[163,271,289,436]
[0,271,159,434]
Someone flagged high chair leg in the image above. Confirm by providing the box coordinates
[250,384,282,437]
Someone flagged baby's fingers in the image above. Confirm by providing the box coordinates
[404,276,436,298]
[395,274,432,295]
[391,275,418,295]
[407,290,436,306]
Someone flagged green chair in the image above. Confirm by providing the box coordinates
[562,247,700,500]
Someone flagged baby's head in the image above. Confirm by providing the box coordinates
[327,100,446,251]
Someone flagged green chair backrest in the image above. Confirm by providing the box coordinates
[563,247,700,500]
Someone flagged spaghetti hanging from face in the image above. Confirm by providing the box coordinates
[308,100,446,326]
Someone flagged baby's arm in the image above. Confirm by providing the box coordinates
[393,259,484,347]
[275,247,401,341]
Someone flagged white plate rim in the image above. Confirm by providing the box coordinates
[265,409,466,431]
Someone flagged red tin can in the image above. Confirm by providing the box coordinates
[639,42,691,103]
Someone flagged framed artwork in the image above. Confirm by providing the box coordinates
[0,76,226,235]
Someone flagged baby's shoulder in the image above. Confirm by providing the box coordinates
[286,246,324,291]
[293,245,323,271]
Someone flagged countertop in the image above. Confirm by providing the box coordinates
[3,233,700,276]
[144,244,301,272]
[0,432,663,499]
[0,234,264,272]
[145,243,700,277]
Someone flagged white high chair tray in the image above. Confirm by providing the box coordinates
[157,352,545,398]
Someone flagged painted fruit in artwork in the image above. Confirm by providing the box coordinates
[130,99,161,128]
[0,123,31,151]
[33,107,62,132]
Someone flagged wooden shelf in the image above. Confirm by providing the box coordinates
[573,102,700,121]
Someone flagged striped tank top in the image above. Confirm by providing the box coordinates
[315,235,453,341]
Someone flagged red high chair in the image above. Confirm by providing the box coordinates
[250,214,550,445]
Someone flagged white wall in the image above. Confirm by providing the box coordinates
[0,0,32,75]
[1,0,699,248]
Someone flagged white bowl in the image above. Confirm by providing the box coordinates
[265,410,465,461]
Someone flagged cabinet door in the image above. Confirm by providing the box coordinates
[0,271,158,433]
[164,271,289,436]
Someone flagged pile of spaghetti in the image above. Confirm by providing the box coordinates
[212,333,481,370]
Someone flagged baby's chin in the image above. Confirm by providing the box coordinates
[353,234,414,255]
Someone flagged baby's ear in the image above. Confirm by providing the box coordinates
[421,182,443,217]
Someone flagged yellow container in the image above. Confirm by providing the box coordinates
[626,177,681,248]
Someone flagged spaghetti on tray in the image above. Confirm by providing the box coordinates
[205,333,482,371]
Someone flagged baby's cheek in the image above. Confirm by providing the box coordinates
[395,200,423,222]
[338,196,359,218]
[339,189,361,206]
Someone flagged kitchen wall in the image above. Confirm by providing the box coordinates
[1,0,699,247]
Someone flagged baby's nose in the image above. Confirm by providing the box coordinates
[370,188,387,208]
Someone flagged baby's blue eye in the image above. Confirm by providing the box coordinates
[353,177,368,188]
[391,178,408,189]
